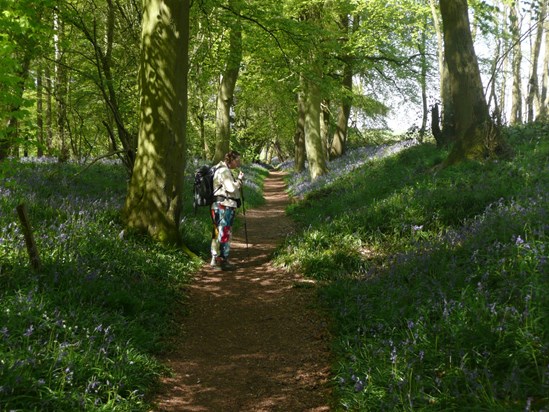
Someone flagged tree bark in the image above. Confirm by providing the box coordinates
[213,0,242,163]
[330,66,352,159]
[430,0,444,102]
[439,0,509,165]
[430,0,454,145]
[16,204,42,272]
[526,0,546,122]
[498,4,511,124]
[294,91,306,172]
[330,13,355,159]
[54,11,69,161]
[36,65,44,157]
[123,0,189,246]
[304,74,328,180]
[509,1,523,125]
[320,99,330,160]
[0,53,32,160]
[419,24,428,141]
[431,103,443,146]
[45,64,53,156]
[539,0,549,121]
[487,13,503,125]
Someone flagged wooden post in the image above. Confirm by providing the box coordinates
[16,203,42,271]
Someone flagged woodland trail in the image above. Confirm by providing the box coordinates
[151,170,332,411]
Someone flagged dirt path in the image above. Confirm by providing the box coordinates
[152,170,332,411]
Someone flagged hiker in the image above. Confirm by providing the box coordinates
[210,150,244,271]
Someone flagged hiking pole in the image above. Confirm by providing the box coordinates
[240,185,250,259]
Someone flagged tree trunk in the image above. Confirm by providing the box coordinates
[539,0,549,121]
[45,64,53,156]
[294,91,306,172]
[102,0,136,171]
[526,0,546,122]
[320,99,330,160]
[330,13,355,160]
[213,0,242,163]
[487,13,503,125]
[431,103,443,146]
[123,0,189,246]
[330,69,351,159]
[430,0,454,144]
[440,60,455,144]
[439,0,509,165]
[499,4,511,124]
[37,65,44,157]
[0,52,32,160]
[71,0,136,171]
[54,11,69,162]
[430,0,444,102]
[509,1,523,125]
[304,75,328,180]
[419,24,428,142]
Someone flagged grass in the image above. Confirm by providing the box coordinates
[0,158,266,411]
[275,124,548,411]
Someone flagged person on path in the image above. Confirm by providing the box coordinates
[210,150,244,271]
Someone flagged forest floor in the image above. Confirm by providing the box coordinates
[151,170,333,411]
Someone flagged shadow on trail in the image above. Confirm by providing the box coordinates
[152,171,331,412]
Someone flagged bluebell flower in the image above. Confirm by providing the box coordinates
[23,325,34,337]
[0,326,8,339]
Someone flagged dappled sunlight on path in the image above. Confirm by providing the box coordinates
[152,171,332,412]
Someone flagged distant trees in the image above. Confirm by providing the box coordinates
[1,0,548,244]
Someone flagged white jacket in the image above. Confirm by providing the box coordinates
[212,161,242,208]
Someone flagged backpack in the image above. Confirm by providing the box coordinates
[192,164,220,212]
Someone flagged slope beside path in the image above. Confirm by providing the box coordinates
[152,170,332,411]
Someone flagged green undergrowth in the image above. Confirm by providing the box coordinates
[0,158,266,411]
[276,124,548,411]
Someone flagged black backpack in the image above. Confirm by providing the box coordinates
[192,165,220,212]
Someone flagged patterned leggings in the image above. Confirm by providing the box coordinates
[210,203,236,260]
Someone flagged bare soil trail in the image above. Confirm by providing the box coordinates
[152,170,332,411]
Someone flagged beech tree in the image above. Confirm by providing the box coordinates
[509,1,523,125]
[300,3,328,180]
[430,0,455,147]
[123,0,189,245]
[329,12,355,159]
[212,0,243,163]
[527,0,547,122]
[439,0,509,165]
[539,0,549,121]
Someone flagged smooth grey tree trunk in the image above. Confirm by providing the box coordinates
[330,13,355,159]
[537,0,549,121]
[509,1,523,125]
[304,75,328,180]
[526,0,546,122]
[294,91,306,172]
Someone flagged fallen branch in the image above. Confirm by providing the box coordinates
[16,203,42,272]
